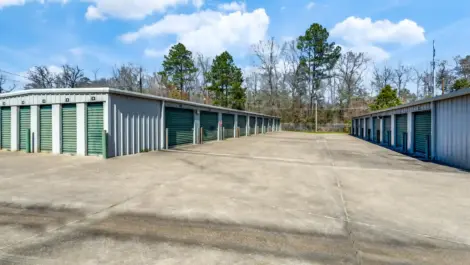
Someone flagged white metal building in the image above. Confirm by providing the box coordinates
[0,88,281,158]
[352,88,470,170]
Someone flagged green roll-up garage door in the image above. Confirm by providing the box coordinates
[87,103,103,155]
[414,111,431,155]
[238,115,247,136]
[166,107,194,147]
[19,106,31,151]
[222,113,234,139]
[395,114,407,148]
[39,105,52,152]
[1,107,11,150]
[62,104,77,154]
[383,116,391,145]
[249,117,256,135]
[257,117,262,134]
[201,111,218,142]
[374,118,380,142]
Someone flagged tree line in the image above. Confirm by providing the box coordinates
[3,22,470,130]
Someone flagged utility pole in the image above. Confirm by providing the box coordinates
[139,67,143,93]
[432,40,436,97]
[315,99,318,132]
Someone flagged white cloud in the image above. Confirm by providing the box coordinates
[144,48,169,58]
[331,16,426,46]
[340,44,390,62]
[85,6,106,21]
[0,0,67,8]
[84,0,203,20]
[47,65,63,75]
[192,0,203,9]
[306,2,315,10]
[121,8,269,58]
[331,16,425,62]
[217,1,246,12]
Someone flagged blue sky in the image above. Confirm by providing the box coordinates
[1,0,469,91]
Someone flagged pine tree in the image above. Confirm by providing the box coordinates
[160,43,197,95]
[206,51,246,109]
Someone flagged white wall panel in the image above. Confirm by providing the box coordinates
[108,94,161,158]
[435,94,470,170]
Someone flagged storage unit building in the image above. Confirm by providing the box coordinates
[352,88,470,170]
[0,88,279,158]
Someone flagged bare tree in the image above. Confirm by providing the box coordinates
[412,68,424,99]
[336,51,370,110]
[454,55,470,80]
[370,65,395,94]
[194,53,211,103]
[0,74,16,93]
[393,63,412,96]
[435,60,456,94]
[245,71,261,112]
[110,63,142,91]
[421,69,434,97]
[26,66,56,89]
[57,64,88,88]
[253,37,282,115]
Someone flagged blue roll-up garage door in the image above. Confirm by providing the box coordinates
[373,118,380,142]
[414,111,431,156]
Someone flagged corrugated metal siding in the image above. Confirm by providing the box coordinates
[108,94,160,158]
[436,95,470,169]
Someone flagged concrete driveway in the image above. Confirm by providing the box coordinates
[0,132,469,265]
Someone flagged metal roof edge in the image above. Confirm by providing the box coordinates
[353,87,470,119]
[0,87,278,118]
[0,87,111,97]
[107,88,278,118]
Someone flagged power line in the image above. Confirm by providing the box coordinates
[0,69,28,80]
